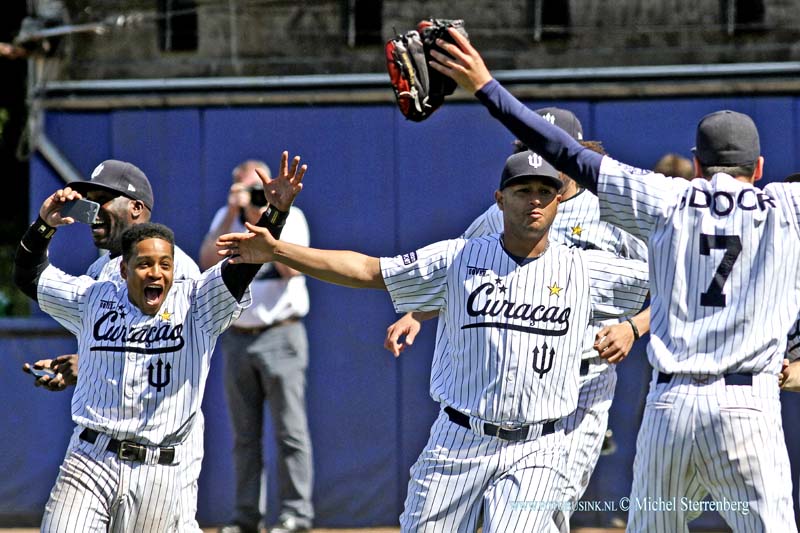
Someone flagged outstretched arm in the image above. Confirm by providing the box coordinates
[428,29,603,191]
[218,223,385,289]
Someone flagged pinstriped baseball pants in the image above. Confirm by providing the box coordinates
[553,358,617,532]
[627,373,796,533]
[400,407,567,533]
[40,427,181,533]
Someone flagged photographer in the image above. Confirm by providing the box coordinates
[199,160,314,533]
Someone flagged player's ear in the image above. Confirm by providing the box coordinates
[120,260,128,280]
[752,156,765,182]
[130,200,147,221]
[692,156,703,179]
[495,190,504,210]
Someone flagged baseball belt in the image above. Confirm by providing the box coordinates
[444,406,556,442]
[657,371,753,386]
[79,428,176,465]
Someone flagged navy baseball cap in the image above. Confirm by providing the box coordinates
[692,110,760,167]
[535,107,583,140]
[500,151,563,191]
[68,160,154,210]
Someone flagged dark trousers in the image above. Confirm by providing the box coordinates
[223,321,313,529]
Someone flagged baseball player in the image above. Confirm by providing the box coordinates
[431,30,799,531]
[216,151,649,532]
[20,160,204,532]
[384,108,649,531]
[13,151,306,532]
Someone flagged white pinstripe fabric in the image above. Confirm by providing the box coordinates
[382,236,647,423]
[597,159,800,374]
[381,233,647,532]
[38,261,247,444]
[462,190,648,530]
[628,373,795,532]
[592,156,800,532]
[41,427,181,533]
[85,248,204,532]
[399,408,568,533]
[37,260,249,532]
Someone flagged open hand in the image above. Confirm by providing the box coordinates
[256,151,307,212]
[217,222,278,264]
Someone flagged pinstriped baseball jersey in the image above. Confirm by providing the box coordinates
[37,261,250,446]
[84,243,203,532]
[86,244,200,282]
[462,190,649,360]
[596,157,800,375]
[380,235,648,423]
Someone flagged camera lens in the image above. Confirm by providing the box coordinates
[248,186,267,207]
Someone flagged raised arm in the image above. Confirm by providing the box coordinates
[14,187,84,300]
[428,29,603,192]
[220,151,308,300]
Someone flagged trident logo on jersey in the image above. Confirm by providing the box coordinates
[532,342,555,378]
[147,358,172,392]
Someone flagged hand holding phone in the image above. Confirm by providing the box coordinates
[61,198,100,225]
[29,367,56,379]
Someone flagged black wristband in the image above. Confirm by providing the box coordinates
[626,317,640,341]
[21,216,56,251]
[263,205,289,228]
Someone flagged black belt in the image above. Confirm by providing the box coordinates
[579,360,590,376]
[657,372,753,386]
[444,406,556,442]
[231,316,300,336]
[80,428,175,465]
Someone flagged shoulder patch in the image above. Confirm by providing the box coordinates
[402,251,418,265]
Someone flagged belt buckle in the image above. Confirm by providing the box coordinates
[496,422,528,442]
[692,375,711,385]
[118,441,142,462]
[497,421,524,431]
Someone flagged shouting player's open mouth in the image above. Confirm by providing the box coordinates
[143,284,165,310]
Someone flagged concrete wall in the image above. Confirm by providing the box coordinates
[50,0,800,79]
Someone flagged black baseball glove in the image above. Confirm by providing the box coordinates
[385,19,468,122]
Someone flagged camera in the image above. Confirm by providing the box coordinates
[247,186,267,207]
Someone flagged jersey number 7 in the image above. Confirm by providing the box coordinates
[699,233,742,308]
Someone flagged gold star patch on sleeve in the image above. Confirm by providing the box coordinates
[159,311,172,321]
[547,283,562,296]
[570,225,583,236]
